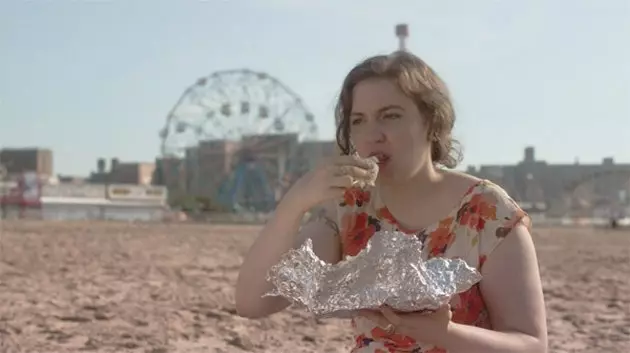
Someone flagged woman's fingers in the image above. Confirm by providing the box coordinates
[358,310,390,328]
[332,165,372,180]
[332,154,375,170]
[380,306,403,326]
[329,175,354,189]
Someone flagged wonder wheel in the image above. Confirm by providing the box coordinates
[159,69,318,212]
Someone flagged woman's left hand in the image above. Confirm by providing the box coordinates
[358,304,453,344]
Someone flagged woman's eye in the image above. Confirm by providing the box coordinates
[350,118,363,125]
[383,112,401,119]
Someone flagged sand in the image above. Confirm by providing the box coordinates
[0,220,628,353]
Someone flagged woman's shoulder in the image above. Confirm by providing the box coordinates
[471,179,525,220]
[459,178,531,249]
[446,171,521,211]
[447,176,531,265]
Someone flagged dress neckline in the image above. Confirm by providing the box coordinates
[374,179,487,234]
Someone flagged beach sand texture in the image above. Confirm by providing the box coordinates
[0,221,628,353]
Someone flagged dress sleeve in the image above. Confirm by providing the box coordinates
[478,182,531,269]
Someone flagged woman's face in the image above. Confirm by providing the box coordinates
[349,78,432,182]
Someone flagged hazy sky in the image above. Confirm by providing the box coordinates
[1,0,629,175]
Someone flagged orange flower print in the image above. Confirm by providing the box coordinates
[376,207,415,234]
[425,347,447,353]
[426,217,454,257]
[342,187,371,207]
[376,207,397,224]
[452,284,486,325]
[341,212,380,256]
[495,208,528,238]
[457,193,497,231]
[370,326,417,350]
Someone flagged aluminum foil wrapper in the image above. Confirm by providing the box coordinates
[264,231,482,318]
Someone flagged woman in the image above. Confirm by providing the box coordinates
[235,51,548,353]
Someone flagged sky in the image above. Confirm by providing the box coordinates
[1,0,629,175]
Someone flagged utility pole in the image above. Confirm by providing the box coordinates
[395,24,409,51]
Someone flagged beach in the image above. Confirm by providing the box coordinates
[0,221,628,352]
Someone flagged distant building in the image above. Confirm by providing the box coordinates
[0,147,53,178]
[89,158,155,185]
[152,134,336,210]
[152,156,186,199]
[56,175,88,184]
[298,140,337,170]
[468,147,630,217]
[183,139,241,200]
[152,136,630,217]
[2,172,168,221]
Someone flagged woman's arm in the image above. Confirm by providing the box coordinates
[235,200,341,319]
[435,224,548,353]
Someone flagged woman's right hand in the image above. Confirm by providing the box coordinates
[282,154,376,213]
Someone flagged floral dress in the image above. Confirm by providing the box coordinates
[334,179,530,353]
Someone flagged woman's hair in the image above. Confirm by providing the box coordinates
[335,51,462,169]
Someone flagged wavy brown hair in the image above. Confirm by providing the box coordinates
[335,51,462,169]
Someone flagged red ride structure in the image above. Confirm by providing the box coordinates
[0,172,42,218]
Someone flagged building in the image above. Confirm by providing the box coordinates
[184,139,240,200]
[89,158,156,185]
[40,182,168,221]
[468,147,630,218]
[154,133,335,211]
[154,137,629,218]
[0,147,53,178]
[1,174,168,221]
[297,140,338,171]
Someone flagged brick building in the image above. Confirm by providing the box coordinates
[467,147,630,217]
[0,148,53,178]
[89,158,155,185]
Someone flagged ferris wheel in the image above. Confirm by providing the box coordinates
[159,69,319,212]
[160,69,317,156]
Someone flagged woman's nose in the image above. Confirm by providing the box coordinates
[365,122,386,143]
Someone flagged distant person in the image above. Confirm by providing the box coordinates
[235,51,547,353]
[610,217,618,229]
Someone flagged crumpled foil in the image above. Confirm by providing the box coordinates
[264,230,482,318]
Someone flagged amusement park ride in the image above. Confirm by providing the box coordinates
[158,69,318,212]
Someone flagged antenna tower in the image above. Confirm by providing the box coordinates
[395,24,409,51]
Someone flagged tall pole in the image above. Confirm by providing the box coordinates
[395,24,409,51]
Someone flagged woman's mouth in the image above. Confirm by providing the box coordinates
[369,152,391,166]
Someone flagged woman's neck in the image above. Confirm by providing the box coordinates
[379,163,445,206]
